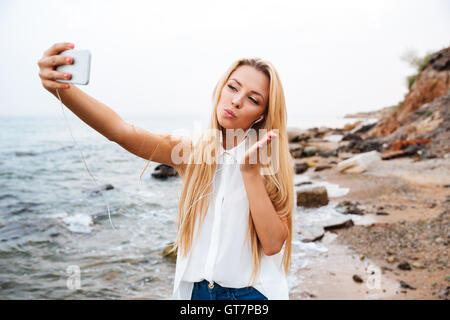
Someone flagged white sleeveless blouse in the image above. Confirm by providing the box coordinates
[171,131,289,300]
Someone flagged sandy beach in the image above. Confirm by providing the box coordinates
[289,154,449,300]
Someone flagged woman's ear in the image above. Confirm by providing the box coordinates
[254,115,264,124]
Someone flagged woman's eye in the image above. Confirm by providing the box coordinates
[249,97,259,105]
[228,84,259,104]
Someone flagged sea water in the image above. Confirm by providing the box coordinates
[0,111,366,299]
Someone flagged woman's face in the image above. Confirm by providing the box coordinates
[217,65,269,132]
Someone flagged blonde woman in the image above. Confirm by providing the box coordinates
[37,42,294,300]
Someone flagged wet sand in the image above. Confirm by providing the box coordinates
[289,233,400,300]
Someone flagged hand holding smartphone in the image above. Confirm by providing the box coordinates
[56,49,91,85]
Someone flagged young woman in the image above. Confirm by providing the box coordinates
[37,42,295,300]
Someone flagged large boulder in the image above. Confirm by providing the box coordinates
[296,186,329,208]
[337,150,380,173]
[89,183,114,196]
[294,162,309,174]
[151,164,179,180]
[287,127,312,143]
[303,146,318,157]
[289,143,304,158]
[322,216,354,230]
[162,242,177,260]
[334,200,364,215]
[298,225,325,242]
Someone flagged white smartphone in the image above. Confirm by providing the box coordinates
[56,49,91,85]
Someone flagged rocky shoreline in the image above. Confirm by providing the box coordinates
[286,90,449,299]
[286,47,449,300]
[288,147,448,300]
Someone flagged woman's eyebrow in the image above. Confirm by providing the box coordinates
[230,78,264,100]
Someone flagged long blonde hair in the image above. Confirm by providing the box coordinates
[144,57,294,286]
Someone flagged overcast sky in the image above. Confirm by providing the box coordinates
[1,0,449,121]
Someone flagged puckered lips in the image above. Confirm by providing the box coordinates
[224,108,237,119]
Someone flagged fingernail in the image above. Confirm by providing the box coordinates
[65,84,70,89]
[64,73,70,79]
[66,57,72,63]
[68,43,74,48]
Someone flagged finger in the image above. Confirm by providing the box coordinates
[265,130,277,140]
[43,42,74,58]
[38,55,74,69]
[257,133,275,149]
[260,131,277,146]
[39,69,72,81]
[42,79,70,90]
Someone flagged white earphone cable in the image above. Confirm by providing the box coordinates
[55,88,117,230]
[54,92,261,234]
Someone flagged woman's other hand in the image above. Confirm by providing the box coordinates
[240,130,278,175]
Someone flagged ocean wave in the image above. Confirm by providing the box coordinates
[5,201,43,215]
[61,213,94,234]
[15,151,38,157]
[14,145,74,158]
[0,194,19,201]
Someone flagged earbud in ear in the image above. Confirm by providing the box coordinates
[254,115,264,124]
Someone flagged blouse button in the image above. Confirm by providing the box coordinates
[208,282,215,289]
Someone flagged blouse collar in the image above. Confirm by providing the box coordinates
[218,128,252,164]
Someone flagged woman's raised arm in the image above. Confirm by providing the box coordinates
[115,122,192,176]
[38,42,192,175]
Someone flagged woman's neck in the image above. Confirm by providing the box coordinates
[221,127,250,150]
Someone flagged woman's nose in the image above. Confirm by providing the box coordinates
[232,94,244,107]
